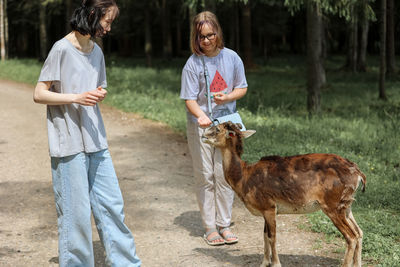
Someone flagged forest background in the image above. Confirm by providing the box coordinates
[1,0,400,266]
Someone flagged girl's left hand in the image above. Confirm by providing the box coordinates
[213,92,229,105]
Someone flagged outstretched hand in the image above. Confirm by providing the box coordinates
[198,114,212,128]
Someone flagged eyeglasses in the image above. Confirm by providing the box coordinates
[199,33,216,41]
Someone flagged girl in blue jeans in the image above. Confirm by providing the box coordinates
[33,0,141,266]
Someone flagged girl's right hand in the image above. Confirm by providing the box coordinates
[198,115,212,128]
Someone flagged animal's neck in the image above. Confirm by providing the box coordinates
[220,147,245,188]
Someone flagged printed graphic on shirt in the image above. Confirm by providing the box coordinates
[210,70,228,93]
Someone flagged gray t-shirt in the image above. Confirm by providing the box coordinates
[38,38,108,157]
[180,48,248,123]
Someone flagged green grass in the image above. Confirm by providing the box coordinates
[1,55,399,266]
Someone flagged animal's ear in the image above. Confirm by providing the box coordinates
[242,130,256,139]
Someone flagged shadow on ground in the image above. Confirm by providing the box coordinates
[173,210,204,237]
[48,241,106,266]
[195,247,340,267]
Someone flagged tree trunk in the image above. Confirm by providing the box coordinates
[0,0,5,61]
[161,0,172,60]
[228,3,240,52]
[386,0,396,74]
[119,34,131,57]
[65,0,73,33]
[306,0,325,114]
[4,0,7,59]
[379,0,387,100]
[204,0,216,12]
[345,9,358,72]
[144,7,152,67]
[176,17,182,57]
[188,4,196,34]
[357,3,369,72]
[39,1,48,61]
[241,0,254,68]
[235,4,240,53]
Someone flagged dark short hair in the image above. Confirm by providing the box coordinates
[70,0,119,37]
[190,11,224,56]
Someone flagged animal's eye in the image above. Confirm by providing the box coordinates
[216,128,220,133]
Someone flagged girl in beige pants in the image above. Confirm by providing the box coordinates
[180,11,248,246]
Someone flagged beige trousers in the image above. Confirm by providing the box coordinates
[186,120,235,229]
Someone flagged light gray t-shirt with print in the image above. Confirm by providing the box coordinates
[180,48,248,123]
[38,38,108,157]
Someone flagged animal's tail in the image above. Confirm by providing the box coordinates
[351,161,366,193]
[359,172,366,193]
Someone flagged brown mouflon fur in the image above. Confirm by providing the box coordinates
[202,122,366,267]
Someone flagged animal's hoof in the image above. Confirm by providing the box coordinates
[260,258,270,267]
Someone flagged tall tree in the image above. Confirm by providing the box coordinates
[175,13,182,56]
[65,0,73,33]
[357,0,370,72]
[39,0,48,60]
[345,4,358,72]
[0,0,5,61]
[343,0,375,72]
[144,5,152,67]
[386,0,396,74]
[161,0,173,59]
[3,0,7,59]
[241,0,254,67]
[285,0,373,113]
[186,0,198,36]
[203,0,216,12]
[306,0,324,113]
[227,2,240,53]
[379,0,387,100]
[0,0,7,61]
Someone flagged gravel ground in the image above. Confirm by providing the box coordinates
[0,80,342,266]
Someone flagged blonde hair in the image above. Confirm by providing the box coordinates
[190,11,224,56]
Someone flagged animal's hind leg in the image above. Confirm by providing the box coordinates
[322,208,358,267]
[347,209,363,267]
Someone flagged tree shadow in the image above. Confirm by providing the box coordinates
[194,247,340,267]
[48,241,106,266]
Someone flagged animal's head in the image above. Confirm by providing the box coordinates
[202,122,256,155]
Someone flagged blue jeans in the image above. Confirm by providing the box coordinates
[51,149,141,267]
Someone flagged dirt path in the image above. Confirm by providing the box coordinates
[0,80,342,267]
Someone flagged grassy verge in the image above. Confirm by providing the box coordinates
[1,55,399,266]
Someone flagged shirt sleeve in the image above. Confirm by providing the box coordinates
[38,45,61,82]
[98,54,107,88]
[180,68,199,100]
[233,54,248,89]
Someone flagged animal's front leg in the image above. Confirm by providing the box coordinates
[263,209,281,267]
[260,221,271,267]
